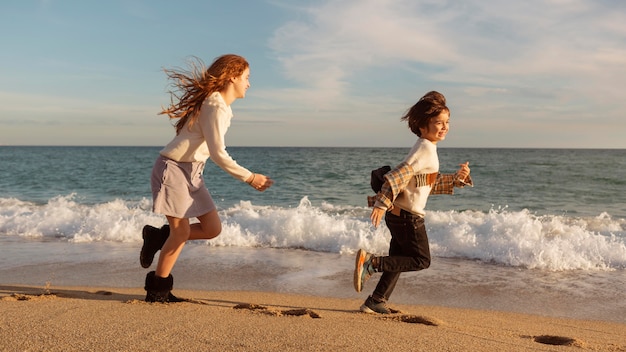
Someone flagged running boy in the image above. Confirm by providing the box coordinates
[354,91,472,314]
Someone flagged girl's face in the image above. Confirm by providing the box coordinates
[231,67,250,99]
[419,111,450,144]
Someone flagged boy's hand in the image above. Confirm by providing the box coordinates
[457,162,470,181]
[370,207,386,228]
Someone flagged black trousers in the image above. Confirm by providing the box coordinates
[372,210,431,302]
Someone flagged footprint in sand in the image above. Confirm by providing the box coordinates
[532,335,582,347]
[233,303,321,318]
[1,293,56,301]
[94,290,113,296]
[360,308,441,327]
[383,314,441,326]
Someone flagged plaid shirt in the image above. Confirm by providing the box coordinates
[367,161,473,210]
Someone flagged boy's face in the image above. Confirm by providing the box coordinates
[419,111,449,144]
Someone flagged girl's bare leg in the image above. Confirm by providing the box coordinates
[155,210,221,278]
[189,210,222,240]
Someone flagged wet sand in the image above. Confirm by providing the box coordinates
[2,243,624,324]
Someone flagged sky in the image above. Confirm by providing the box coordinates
[1,0,625,148]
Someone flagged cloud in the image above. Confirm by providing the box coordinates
[270,1,455,95]
[270,0,626,101]
[264,0,626,148]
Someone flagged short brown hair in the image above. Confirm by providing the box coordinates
[401,91,449,137]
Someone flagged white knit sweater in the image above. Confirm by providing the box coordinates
[159,91,252,182]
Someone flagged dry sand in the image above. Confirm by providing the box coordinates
[1,284,624,352]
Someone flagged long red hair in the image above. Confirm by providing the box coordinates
[159,54,249,134]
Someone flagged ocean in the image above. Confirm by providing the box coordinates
[1,146,625,323]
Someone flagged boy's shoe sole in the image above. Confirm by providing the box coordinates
[360,296,392,314]
[360,305,402,314]
[360,304,380,314]
[353,249,367,292]
[360,304,399,314]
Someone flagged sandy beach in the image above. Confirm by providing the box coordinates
[1,284,624,352]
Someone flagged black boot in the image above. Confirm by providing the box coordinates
[144,271,185,303]
[140,224,169,268]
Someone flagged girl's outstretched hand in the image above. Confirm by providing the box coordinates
[247,173,274,192]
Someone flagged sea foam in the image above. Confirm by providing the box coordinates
[1,195,624,271]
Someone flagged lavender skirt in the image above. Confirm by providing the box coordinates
[150,155,216,219]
